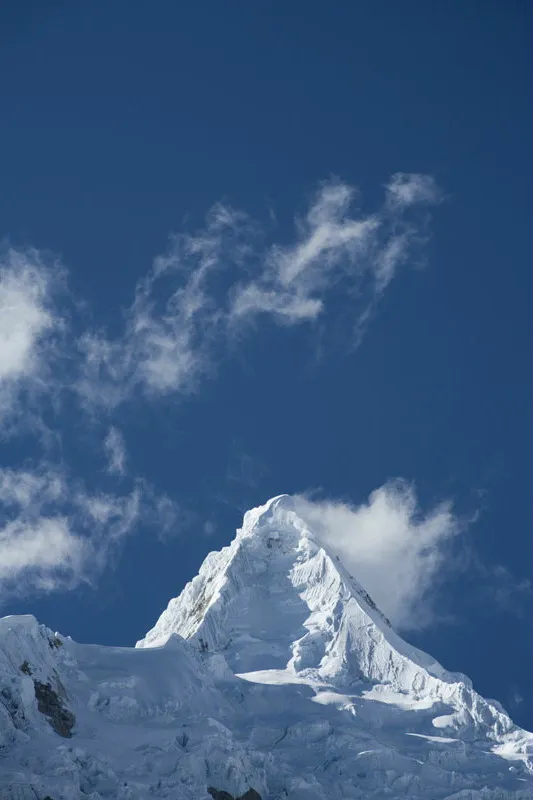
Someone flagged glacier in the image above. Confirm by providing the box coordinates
[0,495,531,799]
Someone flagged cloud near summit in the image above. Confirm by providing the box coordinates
[294,482,458,630]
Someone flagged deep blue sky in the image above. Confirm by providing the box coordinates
[0,1,531,729]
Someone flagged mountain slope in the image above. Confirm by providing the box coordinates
[1,496,531,799]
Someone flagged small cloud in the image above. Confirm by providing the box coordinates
[489,566,531,612]
[0,250,57,382]
[0,468,64,510]
[0,465,86,592]
[0,464,179,598]
[0,248,66,431]
[294,481,459,630]
[226,442,267,488]
[0,517,86,590]
[75,206,246,410]
[467,558,532,617]
[103,426,127,476]
[230,181,382,325]
[145,491,182,541]
[385,172,442,209]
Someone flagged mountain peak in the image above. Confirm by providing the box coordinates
[135,503,446,679]
[237,494,305,543]
[136,498,389,654]
[138,497,525,742]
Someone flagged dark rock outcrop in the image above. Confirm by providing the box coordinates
[207,789,261,800]
[33,680,75,737]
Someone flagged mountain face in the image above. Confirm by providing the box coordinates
[1,496,531,799]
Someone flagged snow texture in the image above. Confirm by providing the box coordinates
[1,495,531,799]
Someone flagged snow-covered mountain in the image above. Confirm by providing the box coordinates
[1,496,531,799]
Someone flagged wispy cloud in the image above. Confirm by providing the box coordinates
[0,517,86,593]
[226,441,267,488]
[232,175,439,325]
[509,688,524,710]
[0,248,66,431]
[75,174,441,410]
[0,464,178,597]
[464,557,531,616]
[104,426,127,477]
[385,172,441,209]
[0,466,86,591]
[76,205,247,409]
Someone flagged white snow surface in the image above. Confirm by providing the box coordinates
[1,495,532,799]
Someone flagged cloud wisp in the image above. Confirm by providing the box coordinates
[0,248,66,432]
[75,173,441,410]
[104,426,127,477]
[232,174,440,325]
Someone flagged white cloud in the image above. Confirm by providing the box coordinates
[294,481,458,630]
[470,560,531,615]
[0,249,65,429]
[0,468,64,510]
[104,426,127,476]
[76,174,441,409]
[385,172,442,209]
[0,464,178,596]
[0,466,85,591]
[75,203,255,409]
[0,251,54,381]
[75,488,140,537]
[231,174,441,329]
[0,517,86,586]
[231,183,380,323]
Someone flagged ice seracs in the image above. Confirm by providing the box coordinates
[1,496,532,799]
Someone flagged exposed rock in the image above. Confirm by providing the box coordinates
[207,789,261,800]
[33,680,75,737]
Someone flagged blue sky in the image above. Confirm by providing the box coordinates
[0,1,531,729]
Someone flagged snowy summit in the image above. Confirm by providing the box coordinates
[1,496,531,799]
